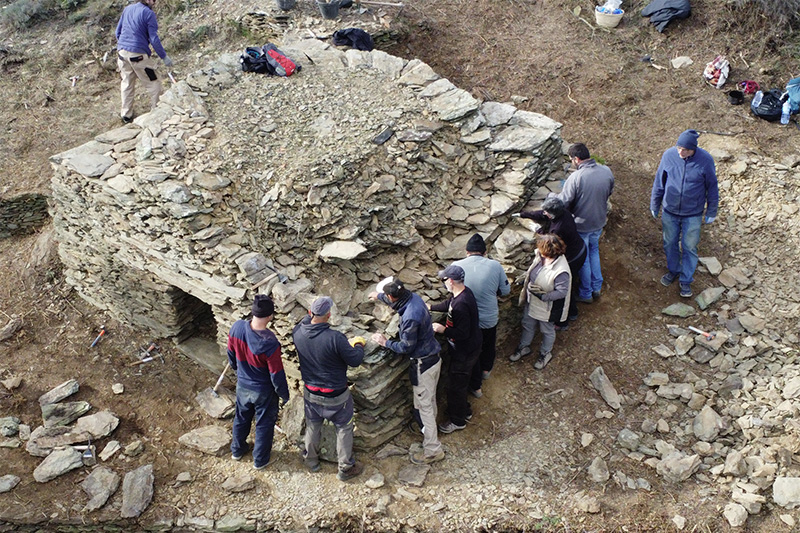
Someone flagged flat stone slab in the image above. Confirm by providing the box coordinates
[66,153,115,177]
[38,379,79,406]
[775,477,800,508]
[738,314,766,333]
[0,416,20,437]
[398,464,430,487]
[0,474,20,493]
[121,464,154,518]
[221,473,256,493]
[661,302,695,317]
[589,366,621,410]
[375,443,407,460]
[695,332,728,352]
[695,287,725,310]
[698,256,722,275]
[178,425,230,456]
[33,447,83,482]
[82,466,120,511]
[195,387,235,419]
[42,401,91,428]
[26,425,92,457]
[75,410,120,439]
[319,240,367,261]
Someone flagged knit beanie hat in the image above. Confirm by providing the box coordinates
[676,129,699,151]
[252,294,275,318]
[465,233,486,254]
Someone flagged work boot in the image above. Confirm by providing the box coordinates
[661,272,678,286]
[534,352,553,370]
[509,345,531,362]
[337,462,364,481]
[410,449,445,465]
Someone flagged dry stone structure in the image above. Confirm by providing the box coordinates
[49,33,565,450]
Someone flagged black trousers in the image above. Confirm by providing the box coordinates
[468,326,497,391]
[447,347,480,426]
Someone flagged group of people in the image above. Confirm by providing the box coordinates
[223,131,718,478]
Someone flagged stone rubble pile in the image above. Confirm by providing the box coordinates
[50,36,566,451]
[582,146,800,528]
[1,379,155,519]
[0,193,49,238]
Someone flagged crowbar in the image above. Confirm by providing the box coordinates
[688,326,715,340]
[90,325,106,348]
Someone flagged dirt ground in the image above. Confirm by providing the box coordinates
[1,0,799,530]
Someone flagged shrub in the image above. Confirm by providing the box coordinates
[0,0,50,30]
[737,0,800,30]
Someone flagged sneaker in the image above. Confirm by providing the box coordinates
[410,449,445,465]
[533,352,553,370]
[576,295,594,304]
[661,272,678,286]
[680,283,693,298]
[254,459,273,471]
[438,420,466,434]
[121,116,133,124]
[337,462,364,481]
[510,346,531,362]
[231,454,243,461]
[554,323,569,331]
[469,388,483,398]
[592,291,602,300]
[482,370,491,380]
[306,461,321,473]
[465,413,473,422]
[568,314,579,322]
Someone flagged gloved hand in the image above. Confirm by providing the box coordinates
[704,216,716,224]
[651,209,658,219]
[349,336,366,348]
[163,55,174,68]
[528,283,545,294]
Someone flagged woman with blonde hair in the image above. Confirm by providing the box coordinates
[509,234,572,370]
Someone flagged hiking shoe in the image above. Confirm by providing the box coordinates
[438,421,466,434]
[680,283,693,298]
[661,272,679,286]
[482,370,491,380]
[469,388,483,399]
[533,352,553,370]
[337,462,364,481]
[121,116,133,124]
[592,291,602,300]
[306,461,321,473]
[410,449,445,465]
[510,346,531,362]
[576,295,594,304]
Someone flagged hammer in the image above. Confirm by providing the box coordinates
[688,326,716,340]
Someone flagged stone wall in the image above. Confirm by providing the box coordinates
[49,36,565,450]
[0,193,49,238]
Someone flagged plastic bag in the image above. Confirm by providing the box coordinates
[597,0,622,14]
[703,55,729,89]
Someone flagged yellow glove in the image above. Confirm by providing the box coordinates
[349,336,366,348]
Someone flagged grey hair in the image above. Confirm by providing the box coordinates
[541,197,566,218]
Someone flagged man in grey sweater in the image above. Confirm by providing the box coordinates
[553,143,614,304]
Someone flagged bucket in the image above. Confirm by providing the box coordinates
[595,8,624,28]
[727,90,744,105]
[317,0,340,19]
[276,0,296,9]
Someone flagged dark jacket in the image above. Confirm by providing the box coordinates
[227,320,289,401]
[378,291,440,359]
[522,209,586,264]
[641,0,691,33]
[650,146,718,218]
[554,159,615,233]
[430,287,482,359]
[292,315,364,397]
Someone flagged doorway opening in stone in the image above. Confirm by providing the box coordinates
[172,289,220,373]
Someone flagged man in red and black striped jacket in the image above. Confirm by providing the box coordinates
[227,294,289,470]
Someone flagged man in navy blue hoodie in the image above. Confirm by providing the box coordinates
[292,296,365,481]
[650,129,719,298]
[115,0,173,122]
[227,295,289,470]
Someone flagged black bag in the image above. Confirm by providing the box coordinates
[751,89,785,122]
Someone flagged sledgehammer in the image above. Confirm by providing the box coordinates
[211,362,230,397]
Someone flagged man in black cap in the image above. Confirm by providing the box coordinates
[370,280,445,464]
[227,294,289,470]
[430,264,481,434]
[453,234,510,397]
[292,296,366,481]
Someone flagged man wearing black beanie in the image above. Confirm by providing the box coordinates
[227,294,290,470]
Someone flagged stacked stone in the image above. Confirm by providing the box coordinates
[50,41,564,450]
[0,193,49,238]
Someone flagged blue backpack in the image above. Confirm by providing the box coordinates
[786,77,800,114]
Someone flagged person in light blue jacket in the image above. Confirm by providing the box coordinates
[650,129,719,298]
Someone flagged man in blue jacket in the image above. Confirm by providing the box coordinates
[370,280,445,465]
[227,295,289,470]
[650,129,719,298]
[115,0,173,123]
[292,296,365,481]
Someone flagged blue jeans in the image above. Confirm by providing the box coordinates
[578,229,603,299]
[661,211,702,285]
[232,385,279,468]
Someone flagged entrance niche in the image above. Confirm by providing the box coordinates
[169,287,222,373]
